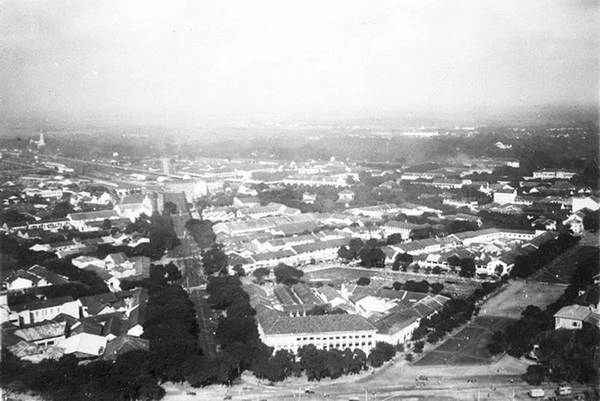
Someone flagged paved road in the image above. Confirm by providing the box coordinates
[189,289,217,357]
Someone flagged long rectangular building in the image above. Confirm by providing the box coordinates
[257,310,377,354]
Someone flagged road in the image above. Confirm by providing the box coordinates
[189,289,218,357]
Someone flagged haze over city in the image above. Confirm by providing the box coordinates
[0,2,599,401]
[1,0,598,125]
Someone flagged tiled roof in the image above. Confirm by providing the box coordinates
[68,210,118,221]
[103,335,149,360]
[14,321,67,342]
[259,313,376,335]
[11,296,75,313]
[554,304,592,321]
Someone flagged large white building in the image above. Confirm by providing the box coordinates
[257,311,377,354]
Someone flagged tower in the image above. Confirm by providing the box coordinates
[161,157,171,175]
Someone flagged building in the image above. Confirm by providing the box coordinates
[338,190,355,203]
[9,296,82,327]
[571,196,600,212]
[114,194,153,221]
[554,304,600,330]
[14,321,67,347]
[533,169,577,180]
[493,189,517,204]
[67,210,120,232]
[3,265,69,291]
[382,221,425,240]
[257,311,377,354]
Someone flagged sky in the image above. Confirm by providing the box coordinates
[0,0,598,125]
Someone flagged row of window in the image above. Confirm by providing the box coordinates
[295,334,372,342]
[275,342,373,351]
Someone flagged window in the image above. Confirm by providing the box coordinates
[309,337,314,340]
[335,336,340,339]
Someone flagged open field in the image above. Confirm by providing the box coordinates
[478,280,566,319]
[414,317,514,366]
[303,267,480,298]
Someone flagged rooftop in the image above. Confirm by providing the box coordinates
[259,313,376,335]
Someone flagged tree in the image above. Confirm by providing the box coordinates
[149,213,180,259]
[523,365,547,385]
[358,247,385,268]
[252,267,270,283]
[274,264,304,285]
[395,252,413,267]
[432,266,442,275]
[386,233,404,245]
[348,238,365,259]
[202,246,228,276]
[487,331,507,355]
[101,219,112,230]
[185,219,216,249]
[368,342,395,367]
[459,258,476,278]
[357,277,370,286]
[163,201,178,215]
[413,341,425,354]
[253,350,295,382]
[337,246,353,261]
[392,281,402,291]
[583,211,599,232]
[430,282,444,294]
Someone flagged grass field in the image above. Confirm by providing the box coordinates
[414,317,514,366]
[478,280,566,319]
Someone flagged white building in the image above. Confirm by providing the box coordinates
[9,296,81,327]
[554,304,599,330]
[257,312,377,354]
[382,220,424,240]
[571,196,600,213]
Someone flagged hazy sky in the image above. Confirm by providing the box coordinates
[1,0,598,124]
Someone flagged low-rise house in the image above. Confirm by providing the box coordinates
[58,332,107,358]
[571,196,600,212]
[9,296,82,327]
[3,265,69,291]
[382,220,425,240]
[103,335,149,360]
[14,321,67,347]
[67,210,120,232]
[114,193,154,221]
[554,304,600,330]
[563,209,595,234]
[337,189,355,203]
